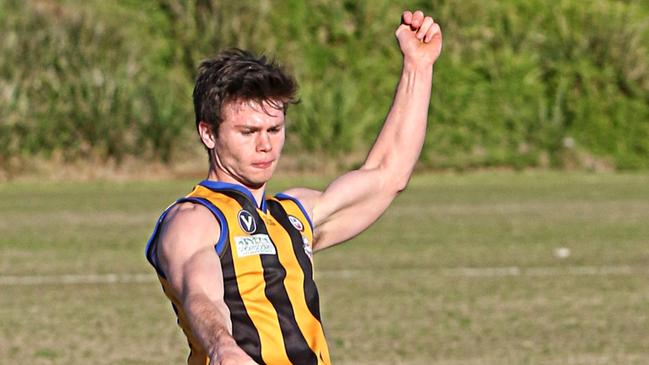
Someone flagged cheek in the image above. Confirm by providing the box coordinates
[274,132,286,150]
[216,136,248,162]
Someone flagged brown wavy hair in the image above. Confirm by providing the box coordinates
[192,48,298,138]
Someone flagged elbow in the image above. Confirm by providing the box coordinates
[365,155,414,196]
[387,161,414,195]
[393,175,411,194]
[371,162,413,197]
[382,170,412,196]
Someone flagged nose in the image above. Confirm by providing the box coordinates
[256,132,272,152]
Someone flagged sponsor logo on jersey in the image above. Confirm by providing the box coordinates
[234,234,276,257]
[288,215,304,232]
[302,235,312,258]
[237,209,256,233]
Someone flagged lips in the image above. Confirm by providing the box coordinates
[252,160,273,169]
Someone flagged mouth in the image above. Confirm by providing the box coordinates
[252,160,273,169]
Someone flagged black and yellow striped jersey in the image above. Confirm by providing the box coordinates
[146,180,331,365]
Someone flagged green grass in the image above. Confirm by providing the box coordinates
[1,172,648,364]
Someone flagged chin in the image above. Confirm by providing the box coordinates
[244,172,273,188]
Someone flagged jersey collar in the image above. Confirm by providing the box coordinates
[198,180,267,212]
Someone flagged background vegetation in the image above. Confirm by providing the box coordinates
[1,0,648,174]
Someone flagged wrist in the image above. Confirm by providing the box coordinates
[402,57,434,72]
[208,332,239,363]
[210,345,254,365]
[402,56,434,78]
[402,58,434,80]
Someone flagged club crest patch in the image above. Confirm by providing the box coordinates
[237,209,256,233]
[288,215,304,232]
[234,234,276,257]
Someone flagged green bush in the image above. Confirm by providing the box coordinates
[1,0,647,171]
[0,0,190,165]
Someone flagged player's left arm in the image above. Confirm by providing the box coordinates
[285,10,442,251]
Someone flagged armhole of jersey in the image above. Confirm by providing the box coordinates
[178,197,230,258]
[145,197,230,279]
[274,192,314,232]
[145,202,177,279]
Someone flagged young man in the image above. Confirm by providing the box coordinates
[146,9,442,365]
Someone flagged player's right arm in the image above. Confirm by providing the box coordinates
[156,202,258,365]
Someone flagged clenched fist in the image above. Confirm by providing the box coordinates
[395,10,443,67]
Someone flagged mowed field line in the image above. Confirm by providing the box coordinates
[1,265,646,286]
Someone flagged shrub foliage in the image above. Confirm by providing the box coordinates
[1,0,648,170]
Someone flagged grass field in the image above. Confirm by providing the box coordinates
[1,172,648,364]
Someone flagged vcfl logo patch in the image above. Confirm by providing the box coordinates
[288,215,304,232]
[237,210,256,233]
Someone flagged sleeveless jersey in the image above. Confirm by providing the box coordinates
[145,180,331,365]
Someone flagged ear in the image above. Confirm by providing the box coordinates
[198,121,216,149]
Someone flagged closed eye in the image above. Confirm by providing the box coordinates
[268,125,283,134]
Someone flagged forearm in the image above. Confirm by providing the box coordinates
[364,60,433,189]
[184,293,248,363]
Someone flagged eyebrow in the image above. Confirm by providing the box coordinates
[234,125,258,130]
[233,122,284,130]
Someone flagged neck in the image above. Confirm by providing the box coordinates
[206,168,267,208]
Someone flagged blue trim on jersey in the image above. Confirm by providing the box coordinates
[145,200,182,279]
[178,197,229,256]
[274,192,314,232]
[199,180,267,213]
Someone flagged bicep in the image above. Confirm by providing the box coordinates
[313,191,393,250]
[286,167,399,251]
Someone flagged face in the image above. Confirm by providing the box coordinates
[202,99,285,189]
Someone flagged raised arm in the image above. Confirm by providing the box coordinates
[285,10,443,250]
[156,203,258,365]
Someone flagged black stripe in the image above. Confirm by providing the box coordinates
[267,200,322,322]
[221,190,317,365]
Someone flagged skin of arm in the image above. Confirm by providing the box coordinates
[285,10,443,250]
[156,203,259,365]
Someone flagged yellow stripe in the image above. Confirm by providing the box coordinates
[274,199,314,254]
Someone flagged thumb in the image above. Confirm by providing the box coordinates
[394,23,411,39]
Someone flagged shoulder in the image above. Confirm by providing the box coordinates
[280,187,322,202]
[278,187,322,219]
[164,201,219,231]
[157,201,222,260]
